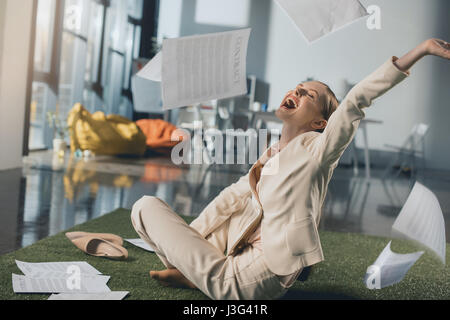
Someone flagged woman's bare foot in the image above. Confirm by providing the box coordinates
[150,269,196,289]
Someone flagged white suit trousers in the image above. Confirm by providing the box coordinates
[130,196,287,300]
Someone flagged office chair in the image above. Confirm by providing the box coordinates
[383,123,429,179]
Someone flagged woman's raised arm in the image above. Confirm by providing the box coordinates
[394,39,450,72]
[314,38,449,167]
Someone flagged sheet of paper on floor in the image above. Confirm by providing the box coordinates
[15,260,102,277]
[146,28,251,110]
[392,182,446,264]
[14,269,110,283]
[364,241,424,289]
[12,274,111,294]
[48,291,129,300]
[125,239,155,252]
[275,0,367,43]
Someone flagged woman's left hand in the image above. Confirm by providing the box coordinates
[395,38,450,72]
[423,38,450,60]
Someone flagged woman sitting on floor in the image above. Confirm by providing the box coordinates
[131,38,450,300]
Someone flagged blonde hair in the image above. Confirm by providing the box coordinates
[316,81,339,133]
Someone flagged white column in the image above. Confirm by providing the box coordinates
[0,0,35,170]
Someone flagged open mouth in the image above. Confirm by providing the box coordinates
[281,95,298,110]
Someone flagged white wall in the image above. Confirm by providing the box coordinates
[0,0,35,171]
[157,0,450,170]
[195,0,251,27]
[0,0,6,89]
[157,0,183,42]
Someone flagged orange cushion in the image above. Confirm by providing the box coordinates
[136,119,183,149]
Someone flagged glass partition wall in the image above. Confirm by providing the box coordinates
[28,0,146,151]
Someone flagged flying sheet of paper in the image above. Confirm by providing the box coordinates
[16,260,101,277]
[48,291,129,300]
[12,274,111,294]
[275,0,368,43]
[160,28,251,110]
[137,51,162,82]
[392,182,446,264]
[364,241,424,289]
[125,239,155,252]
[131,76,163,113]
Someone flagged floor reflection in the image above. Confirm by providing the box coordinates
[1,150,449,255]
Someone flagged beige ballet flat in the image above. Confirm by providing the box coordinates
[65,231,123,246]
[70,235,128,260]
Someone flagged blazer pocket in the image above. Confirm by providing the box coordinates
[285,216,319,256]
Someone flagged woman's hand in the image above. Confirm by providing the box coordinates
[394,38,450,72]
[423,38,450,60]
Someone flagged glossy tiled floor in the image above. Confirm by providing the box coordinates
[1,150,449,255]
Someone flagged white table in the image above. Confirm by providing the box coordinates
[204,111,382,178]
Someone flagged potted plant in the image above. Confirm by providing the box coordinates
[47,111,68,154]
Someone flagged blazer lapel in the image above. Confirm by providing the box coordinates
[248,141,279,206]
[249,161,262,203]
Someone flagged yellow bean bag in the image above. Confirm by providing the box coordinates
[67,103,147,156]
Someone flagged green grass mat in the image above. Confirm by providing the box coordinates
[1,208,449,300]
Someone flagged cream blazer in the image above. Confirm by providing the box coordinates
[190,57,410,276]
